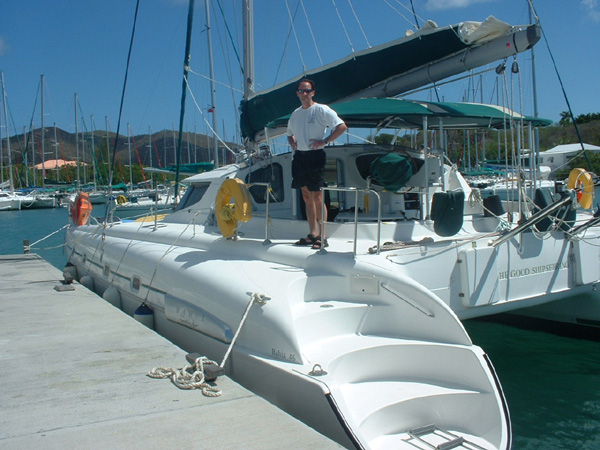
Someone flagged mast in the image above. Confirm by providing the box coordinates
[127,124,133,190]
[91,114,97,189]
[1,72,14,191]
[30,122,36,187]
[105,116,111,173]
[174,0,195,201]
[528,6,539,118]
[41,74,46,190]
[53,123,59,182]
[205,0,219,167]
[243,0,255,152]
[74,93,80,190]
[243,0,254,99]
[148,126,153,187]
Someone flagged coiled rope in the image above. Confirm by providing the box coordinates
[147,292,269,396]
[147,356,222,397]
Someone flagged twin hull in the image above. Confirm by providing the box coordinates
[66,220,512,449]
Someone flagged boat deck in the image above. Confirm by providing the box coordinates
[0,254,342,449]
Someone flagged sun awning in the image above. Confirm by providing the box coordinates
[265,98,552,134]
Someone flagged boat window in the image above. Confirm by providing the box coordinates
[356,153,387,181]
[246,163,284,204]
[175,184,209,210]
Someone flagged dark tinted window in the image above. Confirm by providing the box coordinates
[246,163,284,204]
[175,184,209,210]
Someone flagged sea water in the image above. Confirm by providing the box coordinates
[1,205,599,449]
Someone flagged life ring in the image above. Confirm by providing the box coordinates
[567,168,594,209]
[116,195,127,205]
[215,178,252,238]
[70,192,93,226]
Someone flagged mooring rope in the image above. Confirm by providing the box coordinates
[147,292,270,396]
[147,355,222,397]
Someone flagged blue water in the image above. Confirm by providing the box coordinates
[1,206,599,449]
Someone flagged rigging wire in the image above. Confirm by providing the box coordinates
[272,1,301,85]
[184,77,234,156]
[331,0,355,53]
[346,0,370,48]
[284,0,306,72]
[214,0,244,76]
[108,0,140,191]
[527,0,591,170]
[382,0,417,31]
[299,0,323,65]
[409,0,420,29]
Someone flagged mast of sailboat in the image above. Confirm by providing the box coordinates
[174,0,195,202]
[205,0,219,168]
[127,124,133,191]
[74,93,80,191]
[91,114,97,190]
[243,0,255,153]
[105,116,111,174]
[41,74,46,191]
[148,126,154,187]
[53,123,59,182]
[1,72,15,192]
[243,0,254,99]
[30,122,36,187]
[528,5,539,118]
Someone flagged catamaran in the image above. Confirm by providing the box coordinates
[65,2,600,449]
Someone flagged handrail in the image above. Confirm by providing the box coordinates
[321,186,382,256]
[492,194,573,247]
[568,210,600,238]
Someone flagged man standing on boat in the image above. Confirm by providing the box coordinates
[287,79,347,249]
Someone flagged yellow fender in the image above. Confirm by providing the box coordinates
[216,178,252,238]
[567,168,594,209]
[116,194,127,205]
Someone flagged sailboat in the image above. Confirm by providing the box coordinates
[64,2,600,449]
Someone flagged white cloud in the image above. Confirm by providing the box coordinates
[0,36,7,56]
[582,0,600,22]
[425,0,496,11]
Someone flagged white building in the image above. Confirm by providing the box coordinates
[539,143,600,175]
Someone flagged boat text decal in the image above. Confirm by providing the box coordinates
[498,261,568,280]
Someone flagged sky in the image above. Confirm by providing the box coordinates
[1,0,599,148]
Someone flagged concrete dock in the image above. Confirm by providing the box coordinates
[0,254,342,449]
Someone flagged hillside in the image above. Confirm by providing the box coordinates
[4,127,237,169]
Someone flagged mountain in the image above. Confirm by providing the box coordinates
[4,127,236,168]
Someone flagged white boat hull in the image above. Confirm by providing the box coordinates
[65,220,511,449]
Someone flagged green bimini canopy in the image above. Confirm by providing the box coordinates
[241,17,541,142]
[266,98,552,133]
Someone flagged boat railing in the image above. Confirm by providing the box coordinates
[321,186,382,256]
[568,211,600,238]
[492,194,573,247]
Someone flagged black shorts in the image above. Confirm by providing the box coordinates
[291,149,326,192]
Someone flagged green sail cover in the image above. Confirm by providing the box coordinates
[240,20,541,141]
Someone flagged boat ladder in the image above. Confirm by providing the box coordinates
[403,424,487,450]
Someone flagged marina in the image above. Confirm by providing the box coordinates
[0,253,341,449]
[2,1,600,448]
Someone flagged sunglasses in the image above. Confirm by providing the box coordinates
[297,88,313,94]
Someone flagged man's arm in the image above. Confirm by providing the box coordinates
[310,122,348,149]
[287,135,298,151]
